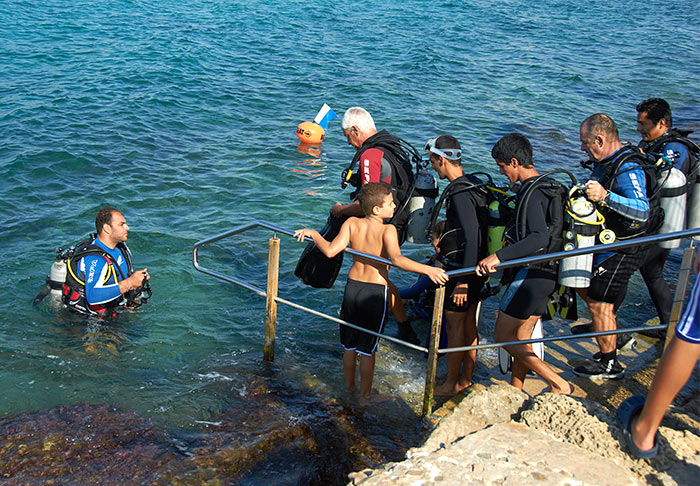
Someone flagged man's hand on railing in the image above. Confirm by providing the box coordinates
[477,253,501,276]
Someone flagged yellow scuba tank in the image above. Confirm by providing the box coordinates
[486,188,514,255]
[558,185,604,288]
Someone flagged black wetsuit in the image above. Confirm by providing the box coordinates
[497,177,558,319]
[440,175,486,311]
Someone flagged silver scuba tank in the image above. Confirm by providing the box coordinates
[406,170,438,243]
[50,261,67,297]
[558,190,598,288]
[687,178,700,241]
[657,166,687,249]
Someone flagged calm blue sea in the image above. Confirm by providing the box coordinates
[1,0,698,482]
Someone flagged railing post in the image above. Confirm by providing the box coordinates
[423,285,446,417]
[264,237,280,361]
[665,243,695,350]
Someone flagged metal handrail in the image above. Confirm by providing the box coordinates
[193,225,699,349]
[447,227,700,278]
[193,222,699,415]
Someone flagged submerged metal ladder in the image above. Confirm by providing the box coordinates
[193,224,699,416]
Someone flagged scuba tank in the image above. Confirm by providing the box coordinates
[688,179,700,241]
[486,189,514,255]
[406,169,438,243]
[49,260,67,299]
[33,259,69,309]
[656,160,687,249]
[685,150,700,241]
[558,184,604,288]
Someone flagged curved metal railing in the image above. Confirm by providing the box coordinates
[193,223,700,415]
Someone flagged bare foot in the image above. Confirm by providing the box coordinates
[546,382,573,395]
[359,394,391,406]
[434,382,467,397]
[458,379,473,390]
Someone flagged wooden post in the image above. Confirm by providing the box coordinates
[665,243,696,350]
[423,285,446,417]
[264,237,280,361]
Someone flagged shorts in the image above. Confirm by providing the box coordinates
[444,275,486,312]
[676,275,700,344]
[339,279,389,356]
[588,250,644,304]
[499,267,557,320]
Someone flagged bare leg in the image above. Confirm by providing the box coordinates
[435,309,467,396]
[576,289,617,354]
[388,280,419,344]
[388,280,408,322]
[495,311,570,393]
[460,303,479,388]
[358,353,375,397]
[358,352,389,405]
[588,300,617,354]
[343,350,357,391]
[631,334,700,451]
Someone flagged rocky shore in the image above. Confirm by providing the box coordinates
[347,325,700,486]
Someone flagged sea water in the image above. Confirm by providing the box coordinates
[1,0,698,483]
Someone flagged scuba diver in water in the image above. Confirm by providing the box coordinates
[332,107,420,345]
[38,206,151,318]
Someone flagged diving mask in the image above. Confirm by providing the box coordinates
[424,137,461,161]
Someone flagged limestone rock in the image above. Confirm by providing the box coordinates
[352,421,640,486]
[421,383,528,453]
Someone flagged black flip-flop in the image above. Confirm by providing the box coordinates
[616,395,659,459]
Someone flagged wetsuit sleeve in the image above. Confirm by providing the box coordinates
[452,190,481,281]
[399,274,435,299]
[496,188,549,261]
[605,162,649,222]
[663,141,691,175]
[359,147,392,185]
[83,254,123,305]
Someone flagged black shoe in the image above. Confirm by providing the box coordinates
[639,327,667,340]
[591,333,636,361]
[397,321,420,346]
[617,333,636,352]
[571,323,593,335]
[573,359,625,380]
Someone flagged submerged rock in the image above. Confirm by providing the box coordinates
[0,403,181,485]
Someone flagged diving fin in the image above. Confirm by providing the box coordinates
[545,285,578,321]
[294,216,346,288]
[559,286,578,321]
[498,318,545,375]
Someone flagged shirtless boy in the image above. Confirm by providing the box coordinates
[295,182,448,405]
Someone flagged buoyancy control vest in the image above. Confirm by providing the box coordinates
[642,128,700,184]
[641,128,700,240]
[593,145,664,240]
[62,236,135,316]
[505,176,567,270]
[429,173,492,268]
[342,130,418,242]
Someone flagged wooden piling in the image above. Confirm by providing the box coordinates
[665,243,696,350]
[423,285,446,417]
[264,237,280,361]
